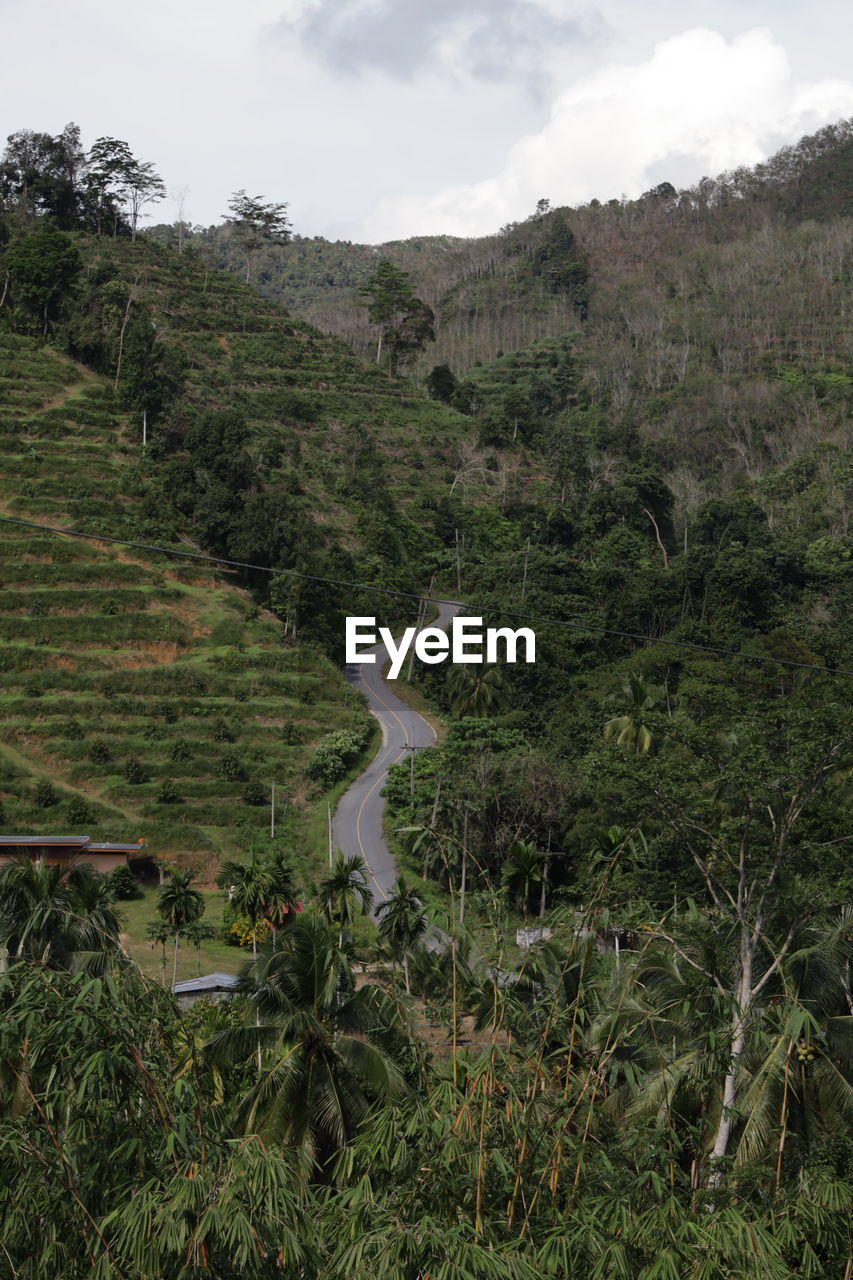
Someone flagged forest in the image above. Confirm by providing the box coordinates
[0,119,851,1277]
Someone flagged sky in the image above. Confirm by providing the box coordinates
[2,0,853,243]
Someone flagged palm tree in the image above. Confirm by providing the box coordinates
[157,869,205,988]
[0,855,122,969]
[502,841,545,923]
[183,919,216,975]
[217,850,272,963]
[377,877,428,994]
[603,674,663,754]
[204,911,408,1178]
[263,850,300,946]
[448,663,509,718]
[318,852,374,943]
[145,918,171,984]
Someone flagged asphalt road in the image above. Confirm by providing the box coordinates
[332,600,461,916]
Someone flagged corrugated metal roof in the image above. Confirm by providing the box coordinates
[172,973,241,994]
[0,835,91,846]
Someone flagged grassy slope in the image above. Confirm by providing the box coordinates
[82,236,489,522]
[0,332,370,885]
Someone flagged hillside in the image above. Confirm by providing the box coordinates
[0,331,375,873]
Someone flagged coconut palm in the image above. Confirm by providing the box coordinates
[448,663,509,718]
[205,911,408,1178]
[603,674,664,754]
[0,855,122,969]
[157,869,205,988]
[377,877,428,994]
[318,852,374,943]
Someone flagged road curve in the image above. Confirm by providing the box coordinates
[332,601,461,915]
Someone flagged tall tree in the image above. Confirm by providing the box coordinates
[156,869,204,988]
[205,912,407,1177]
[86,137,165,238]
[377,876,428,993]
[358,261,435,374]
[224,190,291,282]
[3,229,81,335]
[318,852,374,944]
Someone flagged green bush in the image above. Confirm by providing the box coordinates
[108,864,143,900]
[218,753,245,781]
[157,779,183,805]
[66,794,92,825]
[124,758,148,785]
[242,779,266,806]
[213,717,235,743]
[34,780,59,808]
[305,729,363,789]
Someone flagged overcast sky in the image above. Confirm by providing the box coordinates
[3,0,853,242]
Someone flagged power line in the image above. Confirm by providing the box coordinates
[1,513,851,677]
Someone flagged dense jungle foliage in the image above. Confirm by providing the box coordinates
[0,119,851,1275]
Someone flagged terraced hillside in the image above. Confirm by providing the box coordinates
[0,333,370,877]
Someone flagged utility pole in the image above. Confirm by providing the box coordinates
[521,537,530,603]
[327,803,333,869]
[455,528,462,592]
[142,407,147,448]
[270,781,276,839]
[406,574,434,682]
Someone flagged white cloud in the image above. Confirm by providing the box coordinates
[359,27,853,241]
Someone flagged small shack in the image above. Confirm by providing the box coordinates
[172,972,241,1009]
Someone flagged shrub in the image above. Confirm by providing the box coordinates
[66,794,92,825]
[213,717,235,743]
[124,758,148,785]
[221,646,243,672]
[305,730,363,789]
[218,752,245,781]
[281,722,300,744]
[229,914,272,948]
[90,742,111,765]
[170,739,191,762]
[63,720,84,740]
[34,780,59,808]
[108,864,143,899]
[242,779,266,806]
[157,702,179,724]
[157,779,183,805]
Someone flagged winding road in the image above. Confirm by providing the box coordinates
[332,601,460,915]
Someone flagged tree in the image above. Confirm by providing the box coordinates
[502,841,545,922]
[85,136,165,238]
[358,261,435,374]
[156,869,205,988]
[603,675,664,755]
[224,189,291,282]
[183,919,216,975]
[318,852,374,944]
[377,877,428,993]
[0,123,86,227]
[448,663,509,719]
[3,229,81,335]
[0,856,122,969]
[217,850,271,963]
[205,912,407,1177]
